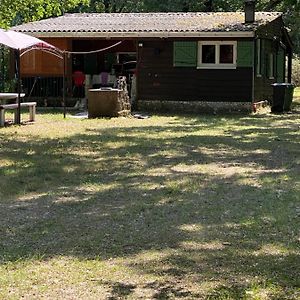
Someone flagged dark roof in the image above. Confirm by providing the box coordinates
[12,12,282,38]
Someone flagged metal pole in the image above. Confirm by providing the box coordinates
[16,50,21,124]
[0,47,4,92]
[63,51,66,119]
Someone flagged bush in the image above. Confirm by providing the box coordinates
[292,56,300,87]
[0,48,15,92]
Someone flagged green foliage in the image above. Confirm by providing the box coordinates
[78,0,145,13]
[292,56,300,87]
[0,0,89,27]
[0,47,17,92]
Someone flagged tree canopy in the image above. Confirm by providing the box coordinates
[0,0,89,28]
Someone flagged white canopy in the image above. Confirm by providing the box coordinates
[0,29,62,125]
[0,28,55,50]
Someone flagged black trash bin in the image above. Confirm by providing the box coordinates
[271,83,294,113]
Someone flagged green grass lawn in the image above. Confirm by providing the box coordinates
[294,87,300,98]
[0,104,299,299]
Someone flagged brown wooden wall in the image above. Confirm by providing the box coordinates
[20,38,70,77]
[20,38,136,77]
[137,40,253,102]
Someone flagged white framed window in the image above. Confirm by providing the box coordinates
[198,41,237,69]
[256,39,262,76]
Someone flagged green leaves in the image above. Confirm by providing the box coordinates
[0,0,89,27]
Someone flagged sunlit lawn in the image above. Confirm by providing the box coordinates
[0,94,299,299]
[294,86,300,98]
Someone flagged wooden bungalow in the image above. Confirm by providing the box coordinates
[12,1,293,111]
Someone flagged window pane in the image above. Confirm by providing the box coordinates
[202,45,216,64]
[220,45,233,64]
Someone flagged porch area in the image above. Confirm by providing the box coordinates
[19,38,137,108]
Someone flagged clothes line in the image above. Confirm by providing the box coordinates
[64,41,124,55]
[17,39,125,120]
[20,40,124,58]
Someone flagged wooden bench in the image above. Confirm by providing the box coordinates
[0,102,37,127]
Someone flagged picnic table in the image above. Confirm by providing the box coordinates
[0,93,26,101]
[0,93,36,127]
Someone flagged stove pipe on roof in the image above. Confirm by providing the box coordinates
[245,0,256,23]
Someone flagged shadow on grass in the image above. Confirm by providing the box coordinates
[0,112,299,297]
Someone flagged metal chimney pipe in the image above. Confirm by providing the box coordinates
[245,0,256,23]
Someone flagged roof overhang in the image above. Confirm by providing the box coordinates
[27,31,255,39]
[282,27,293,52]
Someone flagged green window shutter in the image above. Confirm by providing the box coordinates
[276,48,285,83]
[237,41,254,67]
[265,53,269,77]
[261,40,265,76]
[173,41,197,67]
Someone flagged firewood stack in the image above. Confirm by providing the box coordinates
[116,76,131,117]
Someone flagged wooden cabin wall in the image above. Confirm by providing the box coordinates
[20,38,70,77]
[137,40,253,103]
[254,18,286,102]
[72,39,136,75]
[253,39,277,102]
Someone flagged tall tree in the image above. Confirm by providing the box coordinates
[0,0,89,28]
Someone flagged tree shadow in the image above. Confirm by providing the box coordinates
[108,282,136,299]
[0,112,299,297]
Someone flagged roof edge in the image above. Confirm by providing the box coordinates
[27,31,255,39]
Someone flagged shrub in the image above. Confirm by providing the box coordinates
[292,56,300,87]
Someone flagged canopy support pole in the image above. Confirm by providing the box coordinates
[63,51,66,119]
[16,50,21,125]
[0,47,4,92]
